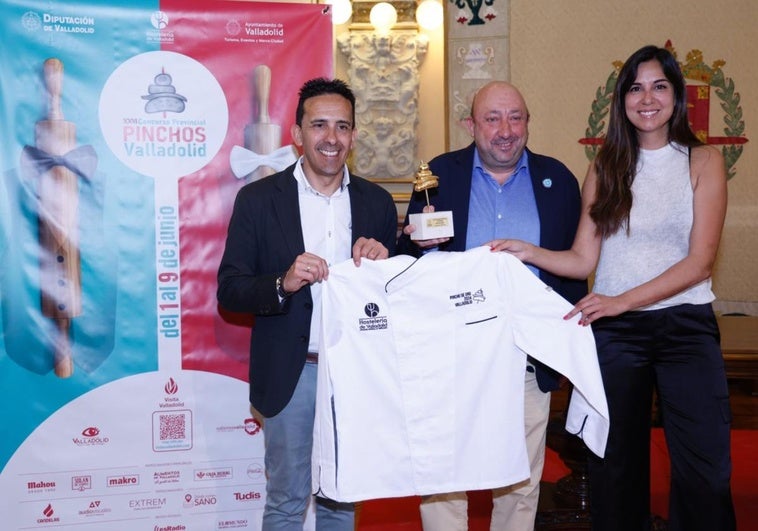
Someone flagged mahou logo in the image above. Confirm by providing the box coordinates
[73,426,110,446]
[165,377,179,395]
[27,479,56,493]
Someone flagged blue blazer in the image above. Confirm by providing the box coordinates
[397,144,587,391]
[217,164,398,417]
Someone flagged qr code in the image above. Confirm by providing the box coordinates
[159,413,186,440]
[152,409,192,451]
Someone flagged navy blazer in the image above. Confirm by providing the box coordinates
[217,164,398,417]
[397,144,587,391]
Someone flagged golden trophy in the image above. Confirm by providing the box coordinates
[409,161,454,240]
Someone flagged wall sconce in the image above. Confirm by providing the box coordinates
[328,0,353,25]
[415,0,443,30]
[335,0,437,179]
[369,2,398,34]
[327,0,443,31]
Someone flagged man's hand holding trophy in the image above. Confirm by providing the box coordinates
[408,161,454,241]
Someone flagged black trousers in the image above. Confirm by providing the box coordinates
[588,303,736,531]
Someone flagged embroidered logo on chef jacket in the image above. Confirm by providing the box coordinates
[358,302,388,331]
[449,288,486,307]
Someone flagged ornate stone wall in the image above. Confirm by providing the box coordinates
[445,0,508,150]
[338,30,428,179]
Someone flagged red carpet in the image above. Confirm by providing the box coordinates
[357,429,757,530]
[649,428,757,523]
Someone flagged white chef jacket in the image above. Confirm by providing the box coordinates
[313,246,608,502]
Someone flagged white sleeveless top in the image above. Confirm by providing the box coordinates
[593,142,714,311]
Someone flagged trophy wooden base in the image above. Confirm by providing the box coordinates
[409,211,454,240]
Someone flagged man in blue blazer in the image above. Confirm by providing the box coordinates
[397,81,587,531]
[218,78,397,530]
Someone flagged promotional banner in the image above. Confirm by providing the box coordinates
[0,1,332,529]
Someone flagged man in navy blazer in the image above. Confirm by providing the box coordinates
[397,81,587,531]
[218,78,397,529]
[397,148,586,322]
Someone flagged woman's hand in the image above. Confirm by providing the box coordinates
[565,292,630,326]
[487,239,535,262]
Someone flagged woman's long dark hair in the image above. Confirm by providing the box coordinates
[590,45,702,237]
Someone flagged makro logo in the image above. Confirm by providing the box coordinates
[107,474,139,487]
[73,426,110,446]
[37,503,60,524]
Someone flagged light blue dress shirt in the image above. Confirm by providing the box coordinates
[465,149,540,276]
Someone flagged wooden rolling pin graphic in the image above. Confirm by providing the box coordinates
[244,64,281,181]
[35,58,82,378]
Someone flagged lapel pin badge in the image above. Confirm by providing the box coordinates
[542,178,552,188]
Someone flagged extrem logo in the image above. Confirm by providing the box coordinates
[450,289,486,307]
[359,302,387,331]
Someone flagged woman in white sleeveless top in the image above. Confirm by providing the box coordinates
[490,45,735,531]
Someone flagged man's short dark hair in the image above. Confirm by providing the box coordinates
[295,78,356,127]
